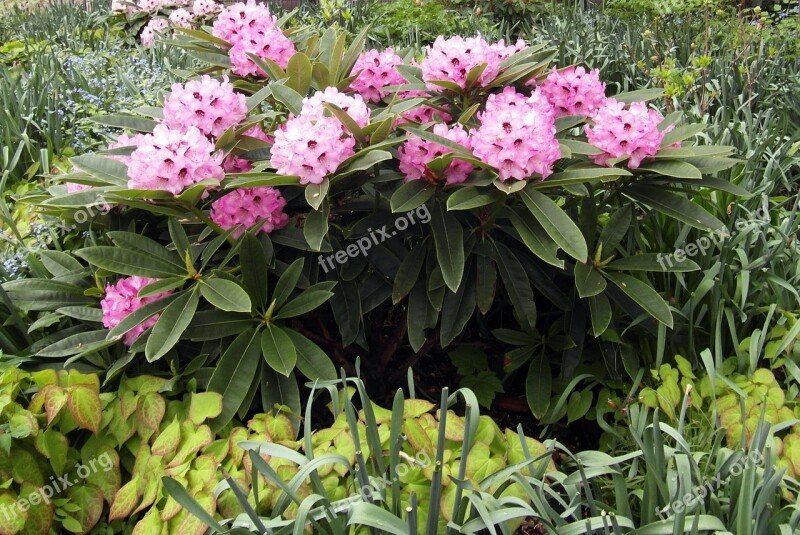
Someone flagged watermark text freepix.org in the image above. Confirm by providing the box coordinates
[656,207,770,270]
[318,205,431,273]
[655,449,763,519]
[0,452,114,521]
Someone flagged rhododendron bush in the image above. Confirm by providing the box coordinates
[11,4,740,426]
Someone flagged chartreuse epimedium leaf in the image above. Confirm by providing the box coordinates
[162,478,226,533]
[208,328,262,431]
[67,384,101,433]
[199,278,252,313]
[261,323,297,377]
[145,289,200,362]
[431,203,465,292]
[605,272,673,328]
[188,392,224,425]
[519,187,588,262]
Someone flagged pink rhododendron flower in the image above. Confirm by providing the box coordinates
[192,0,220,16]
[66,182,92,194]
[420,36,525,90]
[349,48,406,103]
[162,75,247,138]
[489,38,526,63]
[398,123,474,184]
[210,187,288,237]
[301,87,371,128]
[536,66,607,117]
[223,155,253,173]
[169,8,194,28]
[396,90,452,125]
[106,133,146,166]
[127,125,224,194]
[241,125,273,144]
[585,99,671,169]
[137,0,167,11]
[212,1,296,77]
[141,19,169,47]
[271,115,355,185]
[101,276,173,345]
[471,87,561,181]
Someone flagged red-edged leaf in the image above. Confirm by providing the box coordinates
[66,386,101,434]
[108,476,140,521]
[135,393,166,431]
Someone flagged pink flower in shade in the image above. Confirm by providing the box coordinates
[169,8,194,28]
[212,1,296,77]
[241,125,273,144]
[66,182,92,194]
[349,48,406,103]
[223,155,253,173]
[398,123,474,184]
[101,276,174,346]
[396,90,452,125]
[300,87,371,128]
[141,19,169,47]
[585,99,672,169]
[162,75,247,138]
[210,187,289,237]
[127,125,224,194]
[536,66,607,118]
[470,87,561,181]
[489,38,527,63]
[419,37,525,91]
[192,0,220,16]
[271,115,355,185]
[106,133,146,167]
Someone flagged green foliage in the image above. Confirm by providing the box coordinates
[166,375,555,533]
[365,0,492,47]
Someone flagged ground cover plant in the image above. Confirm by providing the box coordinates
[0,0,799,533]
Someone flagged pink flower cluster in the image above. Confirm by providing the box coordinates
[420,36,525,90]
[127,125,224,194]
[192,0,220,16]
[169,8,194,28]
[162,75,247,138]
[537,66,607,118]
[397,90,452,125]
[101,276,173,346]
[349,48,406,103]
[398,123,474,184]
[300,87,371,128]
[212,0,296,77]
[271,115,355,185]
[471,87,561,181]
[141,19,168,47]
[210,186,288,237]
[585,99,670,169]
[272,88,370,185]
